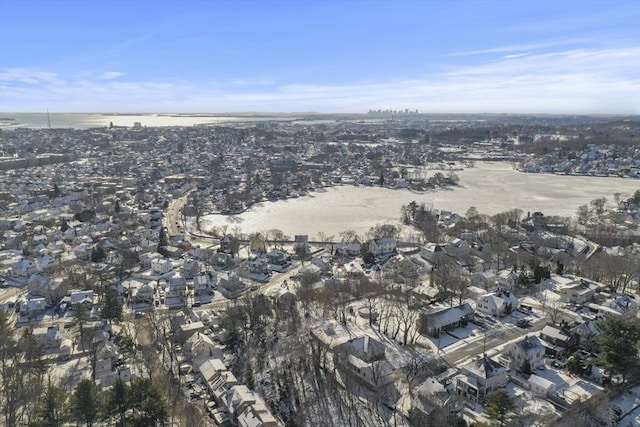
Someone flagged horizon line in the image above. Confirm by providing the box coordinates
[1,111,638,117]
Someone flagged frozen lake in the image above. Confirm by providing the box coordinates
[201,162,638,238]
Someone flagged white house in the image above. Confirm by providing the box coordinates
[560,280,597,304]
[35,253,56,271]
[240,258,270,277]
[73,243,93,261]
[12,258,38,278]
[182,259,200,278]
[500,335,546,372]
[335,242,361,257]
[70,289,94,309]
[184,333,223,367]
[603,294,638,316]
[167,277,187,299]
[151,258,173,275]
[140,252,163,269]
[445,238,471,258]
[28,275,66,304]
[194,273,215,296]
[456,355,508,403]
[218,272,245,297]
[420,243,445,264]
[495,270,519,291]
[528,374,557,397]
[132,282,154,304]
[19,297,46,318]
[476,291,519,317]
[368,237,396,256]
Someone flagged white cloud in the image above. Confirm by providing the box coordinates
[1,46,638,114]
[98,71,126,80]
[448,38,590,56]
[230,78,274,86]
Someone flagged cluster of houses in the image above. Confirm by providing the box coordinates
[518,143,640,179]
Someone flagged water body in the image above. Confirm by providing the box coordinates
[0,113,296,129]
[202,162,639,238]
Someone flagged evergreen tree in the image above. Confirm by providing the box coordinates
[91,245,107,263]
[596,316,640,385]
[108,379,129,427]
[101,289,123,324]
[72,379,102,427]
[34,383,68,427]
[129,378,168,427]
[484,390,515,426]
[157,227,168,255]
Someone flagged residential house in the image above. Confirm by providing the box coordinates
[12,258,38,278]
[412,377,463,424]
[32,325,64,350]
[335,242,361,257]
[570,319,602,352]
[239,258,270,278]
[74,242,93,261]
[178,321,205,344]
[167,276,187,298]
[368,237,396,257]
[528,374,557,397]
[293,235,309,255]
[198,358,239,398]
[140,252,163,270]
[475,291,518,318]
[219,234,239,255]
[131,282,154,304]
[539,325,577,357]
[35,252,56,271]
[151,258,173,275]
[214,252,234,268]
[419,243,445,264]
[183,332,222,367]
[310,256,332,274]
[333,335,394,388]
[182,259,200,278]
[237,403,281,427]
[471,271,497,290]
[500,335,546,372]
[603,294,638,316]
[560,280,597,304]
[456,355,508,403]
[418,303,474,337]
[266,250,288,267]
[194,273,215,296]
[28,275,66,304]
[495,270,519,291]
[218,272,245,298]
[69,289,94,309]
[445,238,471,259]
[384,254,420,282]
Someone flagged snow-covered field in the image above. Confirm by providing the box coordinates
[199,162,639,237]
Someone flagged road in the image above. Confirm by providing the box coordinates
[441,316,550,366]
[439,304,578,367]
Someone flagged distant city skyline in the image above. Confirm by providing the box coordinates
[1,0,639,114]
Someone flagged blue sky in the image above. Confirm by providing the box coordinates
[1,0,639,113]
